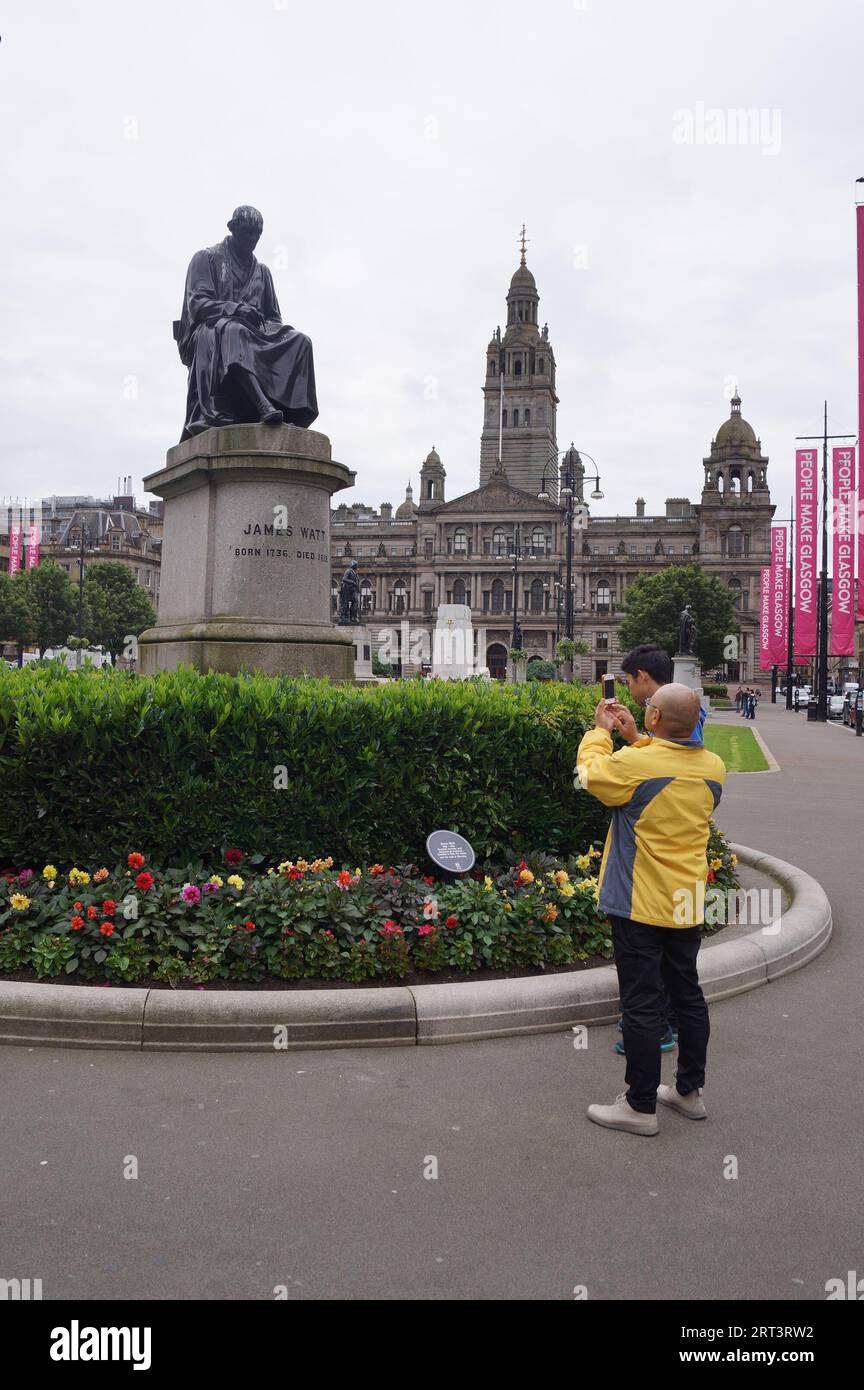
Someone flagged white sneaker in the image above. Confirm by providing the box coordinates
[656,1082,707,1119]
[587,1092,659,1136]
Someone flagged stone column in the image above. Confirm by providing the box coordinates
[139,423,355,679]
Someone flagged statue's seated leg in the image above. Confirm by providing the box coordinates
[227,365,283,427]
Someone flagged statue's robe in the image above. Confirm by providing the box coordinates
[175,238,318,441]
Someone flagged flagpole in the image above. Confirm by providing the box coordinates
[786,493,795,709]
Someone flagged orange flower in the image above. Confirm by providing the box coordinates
[128,852,145,870]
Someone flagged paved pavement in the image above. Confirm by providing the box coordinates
[1,702,861,1301]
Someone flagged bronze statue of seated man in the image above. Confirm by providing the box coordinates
[174,205,318,441]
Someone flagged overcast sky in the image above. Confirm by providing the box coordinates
[1,0,862,521]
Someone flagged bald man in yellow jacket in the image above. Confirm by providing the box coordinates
[576,683,726,1136]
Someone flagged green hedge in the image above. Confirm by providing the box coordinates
[703,683,728,698]
[0,666,629,867]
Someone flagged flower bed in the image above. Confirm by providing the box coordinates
[0,829,739,986]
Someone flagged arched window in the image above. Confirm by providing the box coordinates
[728,578,742,608]
[514,356,523,375]
[491,578,505,612]
[502,409,508,428]
[492,527,507,557]
[489,360,496,376]
[529,577,544,613]
[513,408,519,426]
[524,408,530,426]
[726,525,745,557]
[360,579,373,613]
[537,356,545,373]
[452,528,467,555]
[596,580,612,613]
[392,579,408,615]
[453,578,467,605]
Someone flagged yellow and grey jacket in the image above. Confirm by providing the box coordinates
[576,729,726,928]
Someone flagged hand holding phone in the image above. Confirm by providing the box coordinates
[602,674,616,704]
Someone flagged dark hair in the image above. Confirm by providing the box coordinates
[620,643,673,685]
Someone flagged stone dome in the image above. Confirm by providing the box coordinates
[509,263,537,292]
[423,446,442,467]
[714,394,758,451]
[395,482,417,519]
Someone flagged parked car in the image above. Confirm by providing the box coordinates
[828,694,845,719]
[794,686,811,708]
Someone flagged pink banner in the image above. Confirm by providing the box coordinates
[858,205,864,619]
[8,522,22,575]
[832,447,855,656]
[769,527,788,665]
[759,567,772,669]
[795,448,818,656]
[25,523,39,570]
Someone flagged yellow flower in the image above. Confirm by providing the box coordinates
[543,903,558,922]
[227,874,244,889]
[354,867,362,878]
[296,858,309,872]
[559,883,575,898]
[10,893,30,911]
[42,864,57,881]
[554,869,570,885]
[589,847,602,858]
[209,875,224,888]
[484,876,493,891]
[519,869,534,884]
[69,867,91,886]
[503,902,512,912]
[576,854,591,871]
[730,853,738,866]
[710,858,722,871]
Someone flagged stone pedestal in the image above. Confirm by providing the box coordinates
[673,653,709,708]
[139,424,355,678]
[432,604,474,680]
[337,623,375,683]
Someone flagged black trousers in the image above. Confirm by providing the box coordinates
[611,916,710,1114]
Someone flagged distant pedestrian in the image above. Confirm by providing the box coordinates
[734,686,743,713]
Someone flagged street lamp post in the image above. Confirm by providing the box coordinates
[507,523,531,651]
[69,523,93,664]
[539,446,602,641]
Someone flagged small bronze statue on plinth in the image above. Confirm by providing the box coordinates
[338,559,361,625]
[678,604,697,656]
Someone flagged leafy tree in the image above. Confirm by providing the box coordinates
[526,659,558,682]
[26,560,78,655]
[617,563,737,671]
[83,561,156,663]
[0,571,35,665]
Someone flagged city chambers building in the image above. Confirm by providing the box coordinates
[331,242,775,681]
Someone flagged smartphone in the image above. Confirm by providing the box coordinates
[602,674,616,704]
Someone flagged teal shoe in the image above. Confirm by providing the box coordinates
[615,1030,677,1056]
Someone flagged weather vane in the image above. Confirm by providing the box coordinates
[519,223,529,265]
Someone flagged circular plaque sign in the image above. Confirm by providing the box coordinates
[426,829,476,875]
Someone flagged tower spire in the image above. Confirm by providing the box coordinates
[519,223,529,266]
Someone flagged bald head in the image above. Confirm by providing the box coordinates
[649,683,701,740]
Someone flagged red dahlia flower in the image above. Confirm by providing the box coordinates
[135,872,154,892]
[127,853,145,870]
[70,915,84,931]
[99,922,115,937]
[102,900,116,915]
[225,848,244,865]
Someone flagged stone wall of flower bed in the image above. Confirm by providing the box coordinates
[0,665,633,866]
[0,830,740,985]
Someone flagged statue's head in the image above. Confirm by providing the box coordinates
[349,559,358,570]
[227,205,263,257]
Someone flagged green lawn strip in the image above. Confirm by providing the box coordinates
[703,725,769,772]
